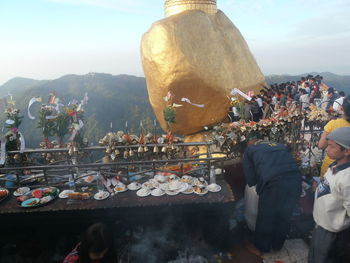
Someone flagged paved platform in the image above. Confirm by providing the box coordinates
[261,239,309,263]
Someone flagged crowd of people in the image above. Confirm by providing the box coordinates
[239,75,350,263]
[229,74,347,122]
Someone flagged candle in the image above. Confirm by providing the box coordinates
[125,121,128,128]
[110,122,113,129]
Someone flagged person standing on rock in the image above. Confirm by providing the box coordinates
[242,133,302,255]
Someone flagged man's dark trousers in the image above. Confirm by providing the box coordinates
[254,176,301,252]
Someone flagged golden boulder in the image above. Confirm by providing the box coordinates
[141,1,266,135]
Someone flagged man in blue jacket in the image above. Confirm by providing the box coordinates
[243,133,302,255]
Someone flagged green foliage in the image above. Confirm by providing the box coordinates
[163,106,176,124]
[53,111,70,141]
[37,105,56,138]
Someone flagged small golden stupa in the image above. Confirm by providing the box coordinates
[165,0,217,17]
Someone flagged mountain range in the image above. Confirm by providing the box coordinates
[1,72,349,148]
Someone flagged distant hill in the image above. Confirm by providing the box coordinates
[0,73,156,147]
[1,72,349,148]
[266,72,350,94]
[0,77,48,97]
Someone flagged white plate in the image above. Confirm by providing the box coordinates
[194,178,208,186]
[13,187,30,196]
[136,188,150,197]
[194,189,208,196]
[207,183,222,193]
[167,175,180,182]
[168,181,184,191]
[40,195,53,204]
[151,188,165,197]
[179,183,189,192]
[76,171,97,183]
[182,186,194,194]
[159,183,169,191]
[193,185,208,196]
[59,190,75,199]
[166,190,179,196]
[114,186,128,193]
[127,182,141,190]
[154,174,167,183]
[82,173,97,183]
[94,191,110,200]
[149,179,159,188]
[180,176,193,185]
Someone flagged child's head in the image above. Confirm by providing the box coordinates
[79,223,114,262]
[326,127,350,162]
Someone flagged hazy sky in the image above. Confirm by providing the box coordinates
[1,0,349,85]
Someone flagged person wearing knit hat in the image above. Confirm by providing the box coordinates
[309,127,350,263]
[326,126,350,149]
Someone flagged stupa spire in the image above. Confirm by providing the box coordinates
[165,0,217,17]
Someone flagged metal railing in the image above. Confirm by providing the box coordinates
[0,142,228,189]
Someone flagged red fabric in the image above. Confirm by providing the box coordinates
[63,246,79,263]
[63,244,103,263]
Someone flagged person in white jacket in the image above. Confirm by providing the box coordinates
[333,91,345,112]
[309,127,350,263]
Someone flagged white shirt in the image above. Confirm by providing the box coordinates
[313,163,350,232]
[232,106,239,116]
[255,97,263,108]
[271,96,278,105]
[299,94,310,109]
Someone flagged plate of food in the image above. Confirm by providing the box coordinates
[76,172,97,184]
[67,192,91,200]
[21,198,40,207]
[114,182,127,193]
[193,185,208,196]
[0,188,9,202]
[194,177,208,186]
[180,176,193,185]
[13,187,30,196]
[167,174,180,182]
[59,189,75,199]
[127,182,141,191]
[17,187,59,207]
[94,191,110,200]
[142,179,159,190]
